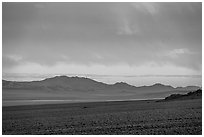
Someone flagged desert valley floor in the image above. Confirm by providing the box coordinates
[2,98,202,135]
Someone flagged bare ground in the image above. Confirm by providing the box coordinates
[2,99,202,135]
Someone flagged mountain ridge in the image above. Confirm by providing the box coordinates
[3,75,201,101]
[2,75,201,89]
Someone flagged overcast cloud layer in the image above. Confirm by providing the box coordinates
[2,3,202,86]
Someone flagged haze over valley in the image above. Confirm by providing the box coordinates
[3,75,201,106]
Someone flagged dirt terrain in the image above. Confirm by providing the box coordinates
[2,98,202,135]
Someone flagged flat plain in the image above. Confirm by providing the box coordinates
[2,98,202,135]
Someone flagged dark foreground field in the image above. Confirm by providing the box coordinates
[2,99,202,135]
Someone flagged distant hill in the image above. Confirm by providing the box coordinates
[2,75,201,101]
[163,89,202,101]
[3,76,109,91]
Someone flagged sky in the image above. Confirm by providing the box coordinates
[2,2,202,87]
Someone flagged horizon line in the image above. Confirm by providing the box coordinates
[2,75,202,89]
[2,73,202,78]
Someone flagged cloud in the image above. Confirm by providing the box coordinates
[142,3,158,15]
[2,55,23,69]
[60,55,70,61]
[6,54,22,61]
[131,3,158,15]
[117,19,139,35]
[4,61,200,76]
[117,21,134,35]
[92,53,104,60]
[166,48,195,58]
[155,48,201,71]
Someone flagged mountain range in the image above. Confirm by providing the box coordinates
[2,75,201,101]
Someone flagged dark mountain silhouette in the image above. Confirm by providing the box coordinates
[3,76,108,91]
[2,75,201,101]
[111,82,136,90]
[163,89,202,101]
[136,83,174,93]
